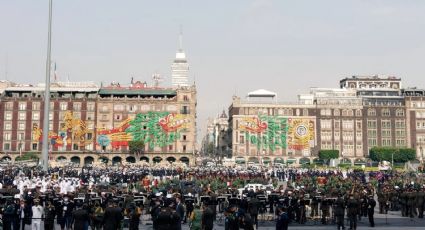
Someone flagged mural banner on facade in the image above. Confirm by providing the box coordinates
[242,115,288,151]
[95,111,190,149]
[287,118,315,150]
[240,116,315,152]
[33,111,190,150]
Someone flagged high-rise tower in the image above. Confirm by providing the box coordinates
[171,28,189,88]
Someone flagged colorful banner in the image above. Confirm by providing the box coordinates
[287,118,315,150]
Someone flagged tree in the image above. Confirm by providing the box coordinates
[369,147,416,163]
[129,140,145,155]
[207,143,214,155]
[318,150,339,160]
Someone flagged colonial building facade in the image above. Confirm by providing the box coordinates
[0,81,197,166]
[228,76,421,165]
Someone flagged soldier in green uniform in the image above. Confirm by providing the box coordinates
[400,190,408,217]
[415,188,425,218]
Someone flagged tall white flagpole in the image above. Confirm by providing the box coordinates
[41,0,53,171]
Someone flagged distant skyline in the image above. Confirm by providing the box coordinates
[1,0,425,140]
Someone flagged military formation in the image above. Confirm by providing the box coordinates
[0,164,424,230]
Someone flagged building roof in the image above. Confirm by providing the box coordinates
[98,88,177,96]
[247,89,277,97]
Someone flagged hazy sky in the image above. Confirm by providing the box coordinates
[1,0,425,140]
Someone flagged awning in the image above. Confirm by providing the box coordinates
[235,157,246,164]
[274,158,284,164]
[287,159,296,164]
[248,157,259,163]
[262,158,271,163]
[299,158,310,164]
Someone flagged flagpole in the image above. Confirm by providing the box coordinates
[42,0,53,171]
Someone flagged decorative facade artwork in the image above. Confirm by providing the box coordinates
[287,118,315,150]
[97,118,132,148]
[240,116,315,152]
[32,111,90,147]
[243,115,288,151]
[96,112,190,149]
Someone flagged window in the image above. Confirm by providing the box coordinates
[182,106,189,114]
[87,103,95,111]
[368,109,376,116]
[4,133,11,141]
[5,102,13,110]
[18,122,25,130]
[381,120,391,129]
[381,109,390,117]
[18,133,25,141]
[382,138,391,146]
[101,105,109,112]
[356,121,362,130]
[183,95,189,101]
[342,120,354,129]
[73,103,81,111]
[50,102,55,110]
[32,112,40,120]
[183,145,187,152]
[102,115,108,121]
[113,104,124,111]
[240,135,245,144]
[382,130,391,138]
[169,145,173,151]
[49,112,54,121]
[320,120,332,129]
[334,109,340,116]
[183,135,187,141]
[320,109,331,116]
[396,109,405,117]
[367,120,377,129]
[5,112,12,120]
[368,138,377,147]
[73,112,81,119]
[128,105,137,112]
[355,109,362,117]
[32,102,41,110]
[73,144,79,150]
[4,122,12,130]
[367,130,377,137]
[334,120,340,129]
[60,102,68,111]
[32,143,38,151]
[396,120,406,129]
[18,112,26,120]
[3,143,10,151]
[19,102,27,110]
[114,114,122,121]
[87,112,94,121]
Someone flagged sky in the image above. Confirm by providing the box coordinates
[1,0,425,142]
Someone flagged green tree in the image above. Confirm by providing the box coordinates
[369,147,416,163]
[129,140,145,155]
[318,150,339,160]
[207,143,214,154]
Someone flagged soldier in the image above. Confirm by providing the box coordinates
[377,190,386,214]
[334,195,345,230]
[320,196,330,225]
[347,194,359,230]
[415,188,425,218]
[407,189,416,218]
[367,195,376,227]
[400,190,408,217]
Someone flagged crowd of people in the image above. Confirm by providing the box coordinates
[0,163,424,230]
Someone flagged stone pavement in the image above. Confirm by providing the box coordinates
[15,210,425,229]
